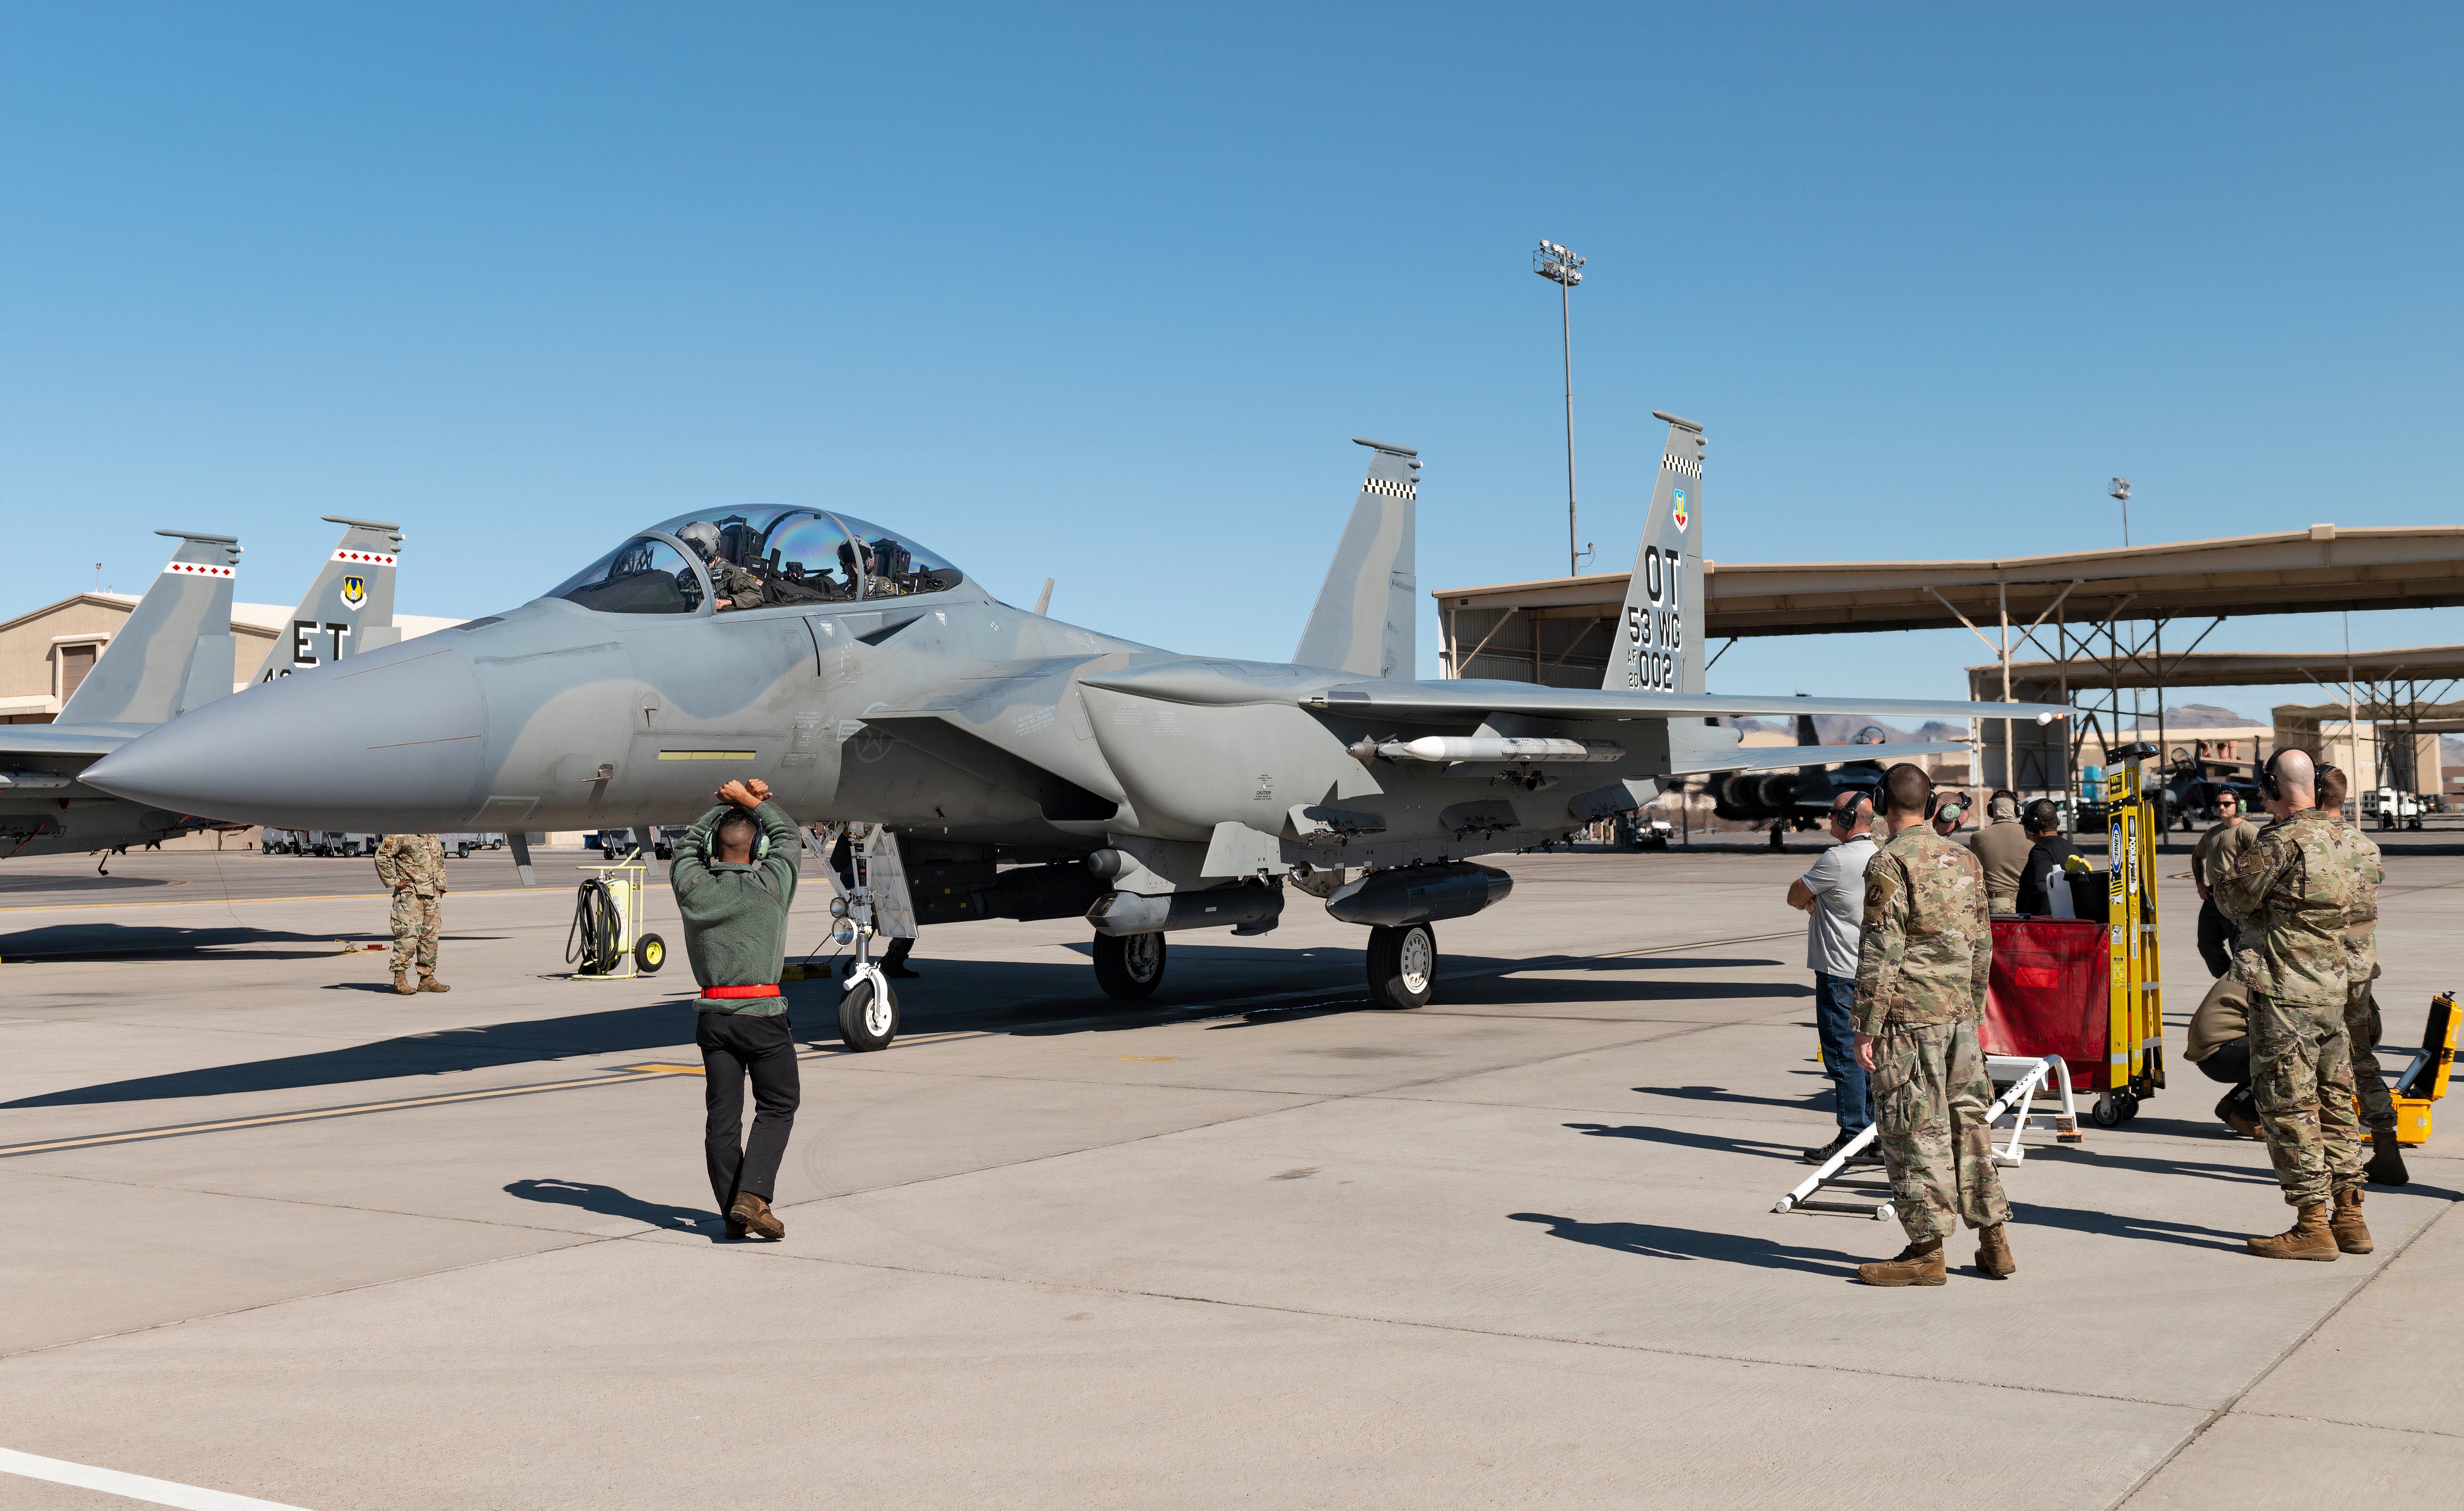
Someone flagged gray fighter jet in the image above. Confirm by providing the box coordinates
[87,416,2062,1040]
[1,518,403,860]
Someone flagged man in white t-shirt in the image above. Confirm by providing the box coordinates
[1787,790,1881,1164]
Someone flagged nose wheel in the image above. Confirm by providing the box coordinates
[838,973,900,1052]
[1366,922,1437,1010]
[1094,931,1167,999]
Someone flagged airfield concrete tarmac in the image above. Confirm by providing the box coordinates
[0,835,2458,1508]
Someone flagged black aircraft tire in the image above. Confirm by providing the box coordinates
[1366,922,1437,1010]
[1093,932,1167,999]
[838,977,899,1052]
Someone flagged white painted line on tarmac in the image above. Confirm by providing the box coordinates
[0,1447,314,1510]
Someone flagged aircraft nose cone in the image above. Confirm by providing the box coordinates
[84,643,488,831]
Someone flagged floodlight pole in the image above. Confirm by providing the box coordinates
[2110,477,2132,547]
[1535,240,1587,577]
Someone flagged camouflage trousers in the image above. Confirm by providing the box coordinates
[2250,994,2364,1207]
[2345,983,2397,1134]
[390,889,441,973]
[1872,1019,2012,1244]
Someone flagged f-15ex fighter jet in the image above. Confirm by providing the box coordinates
[89,413,2062,1042]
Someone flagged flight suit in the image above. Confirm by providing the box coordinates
[2217,809,2364,1207]
[374,833,448,985]
[1968,819,2032,915]
[709,559,765,612]
[2193,815,2261,978]
[1854,823,2011,1244]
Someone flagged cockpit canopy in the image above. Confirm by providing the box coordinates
[548,506,965,615]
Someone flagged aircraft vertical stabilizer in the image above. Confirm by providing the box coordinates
[1603,413,1706,695]
[259,516,404,681]
[1611,413,1738,772]
[58,530,242,727]
[1293,438,1418,679]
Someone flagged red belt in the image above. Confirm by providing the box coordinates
[700,983,781,1000]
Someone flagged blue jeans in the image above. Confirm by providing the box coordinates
[1814,971,1872,1134]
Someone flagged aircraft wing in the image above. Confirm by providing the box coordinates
[1300,679,2068,725]
[0,724,149,762]
[1667,740,1966,776]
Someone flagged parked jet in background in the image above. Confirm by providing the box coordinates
[1703,711,1895,846]
[1,518,403,860]
[88,416,2064,1037]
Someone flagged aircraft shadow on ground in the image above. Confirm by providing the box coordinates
[503,1178,728,1241]
[0,922,400,961]
[0,872,172,895]
[0,1001,705,1107]
[1507,1211,1861,1277]
[6,943,1822,1105]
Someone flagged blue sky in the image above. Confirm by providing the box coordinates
[5,2,2459,720]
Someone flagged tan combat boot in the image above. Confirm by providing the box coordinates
[1857,1239,1945,1287]
[2330,1189,2373,1255]
[2365,1128,2410,1187]
[2247,1203,2338,1261]
[418,976,450,993]
[392,973,417,996]
[728,1193,785,1241]
[1976,1224,2016,1279]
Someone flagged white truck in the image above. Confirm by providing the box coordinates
[2363,788,2424,831]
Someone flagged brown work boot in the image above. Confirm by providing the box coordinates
[729,1192,785,1241]
[2330,1189,2373,1255]
[418,976,450,993]
[1857,1239,1946,1287]
[2366,1128,2410,1187]
[2247,1203,2338,1261]
[392,974,416,996]
[1976,1223,2016,1279]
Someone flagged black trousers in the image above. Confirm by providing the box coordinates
[2196,899,2235,980]
[696,1010,800,1211]
[2195,1035,2253,1090]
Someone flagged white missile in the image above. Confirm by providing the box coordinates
[1354,736,1625,764]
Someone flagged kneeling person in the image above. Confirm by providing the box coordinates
[1852,763,2014,1286]
[674,778,803,1240]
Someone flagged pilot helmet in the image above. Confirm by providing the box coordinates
[676,521,723,561]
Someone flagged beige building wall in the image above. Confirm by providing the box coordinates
[0,592,286,721]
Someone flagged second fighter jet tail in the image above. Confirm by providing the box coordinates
[56,530,244,728]
[258,516,404,681]
[1293,438,1418,680]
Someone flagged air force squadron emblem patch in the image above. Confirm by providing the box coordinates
[1670,487,1689,533]
[340,575,367,608]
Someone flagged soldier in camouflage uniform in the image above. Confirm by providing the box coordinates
[2317,766,2405,1185]
[2217,749,2367,1259]
[373,833,450,995]
[1851,763,2013,1287]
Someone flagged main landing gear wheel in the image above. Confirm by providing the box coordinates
[633,934,665,974]
[1366,922,1437,1010]
[1094,932,1167,999]
[838,974,899,1052]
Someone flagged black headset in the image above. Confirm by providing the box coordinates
[2023,797,2061,832]
[2259,748,2293,802]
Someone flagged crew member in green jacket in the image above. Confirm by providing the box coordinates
[673,777,803,1240]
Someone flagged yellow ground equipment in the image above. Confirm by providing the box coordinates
[2096,743,2166,1127]
[567,848,666,980]
[2389,992,2458,1146]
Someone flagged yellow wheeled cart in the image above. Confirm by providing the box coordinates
[2095,743,2166,1126]
[567,849,667,980]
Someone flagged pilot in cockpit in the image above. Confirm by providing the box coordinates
[677,522,765,612]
